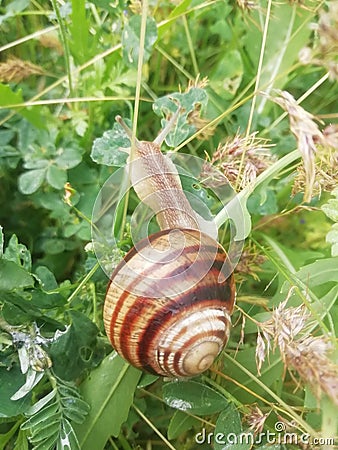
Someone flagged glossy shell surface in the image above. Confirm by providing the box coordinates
[104,228,235,377]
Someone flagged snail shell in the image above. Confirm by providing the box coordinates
[103,110,236,378]
[104,228,235,378]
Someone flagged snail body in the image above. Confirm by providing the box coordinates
[103,110,236,378]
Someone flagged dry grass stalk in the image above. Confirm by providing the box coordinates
[210,131,274,190]
[256,298,338,405]
[0,57,44,83]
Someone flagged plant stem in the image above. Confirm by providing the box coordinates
[214,149,301,235]
[50,0,74,98]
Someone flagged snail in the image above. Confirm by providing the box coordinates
[103,109,236,377]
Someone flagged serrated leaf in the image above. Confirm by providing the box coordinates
[122,15,157,67]
[90,123,130,167]
[162,380,228,415]
[0,259,34,291]
[74,353,141,450]
[18,168,46,194]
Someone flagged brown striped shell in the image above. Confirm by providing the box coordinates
[104,228,235,378]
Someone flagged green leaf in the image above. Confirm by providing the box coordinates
[122,16,158,67]
[91,122,130,167]
[322,199,338,222]
[74,353,141,450]
[57,418,81,450]
[0,259,34,291]
[35,266,58,290]
[49,310,100,380]
[295,257,338,287]
[10,369,44,401]
[13,428,29,450]
[46,164,67,189]
[137,373,158,388]
[25,389,57,416]
[55,147,82,169]
[29,420,60,442]
[3,234,32,270]
[158,0,191,39]
[247,186,278,216]
[162,380,228,415]
[153,89,208,147]
[0,84,43,127]
[18,168,46,195]
[0,366,32,418]
[0,422,20,449]
[209,51,243,98]
[326,223,338,256]
[214,403,249,450]
[69,0,90,64]
[245,3,314,114]
[168,410,200,440]
[0,225,4,258]
[21,402,59,430]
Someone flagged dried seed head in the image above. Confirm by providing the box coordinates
[0,57,44,83]
[186,75,209,91]
[243,405,270,435]
[210,131,274,190]
[256,297,338,405]
[286,336,338,405]
[39,33,63,54]
[267,90,338,202]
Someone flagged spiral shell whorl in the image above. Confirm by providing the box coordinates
[104,229,235,377]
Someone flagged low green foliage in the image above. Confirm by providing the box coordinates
[0,0,337,449]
